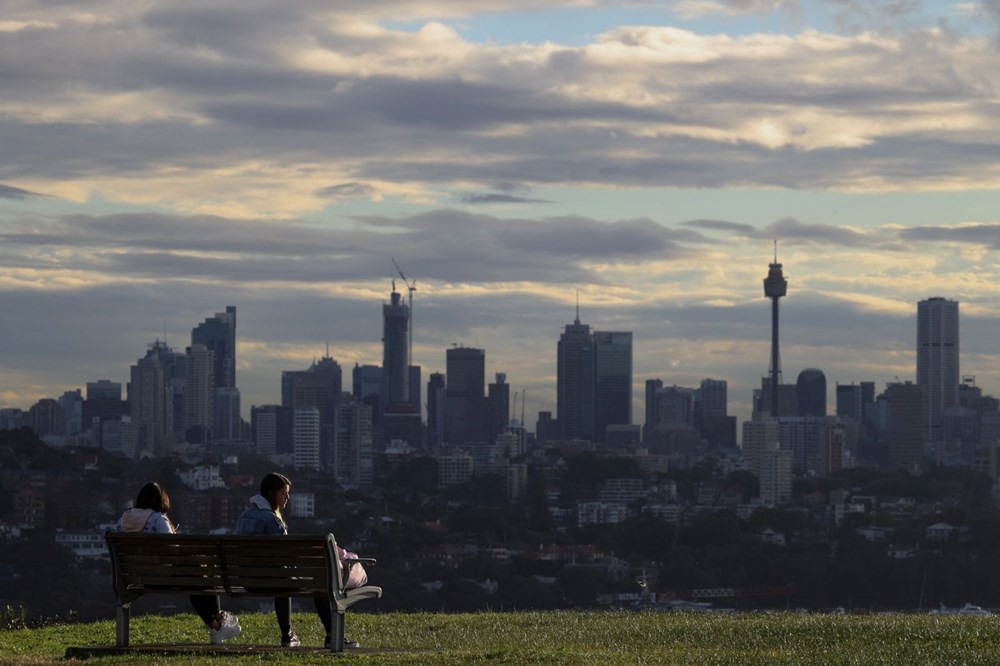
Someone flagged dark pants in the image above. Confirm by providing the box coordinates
[274,596,332,638]
[189,595,221,627]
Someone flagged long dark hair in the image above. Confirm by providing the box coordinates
[260,472,291,517]
[134,482,170,513]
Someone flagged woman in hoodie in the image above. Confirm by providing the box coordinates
[117,482,241,645]
[235,472,366,649]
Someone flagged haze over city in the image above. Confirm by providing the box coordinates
[3,0,1000,426]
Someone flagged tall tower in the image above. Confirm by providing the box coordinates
[444,346,486,446]
[183,343,215,443]
[763,243,788,417]
[917,297,959,446]
[593,331,633,442]
[557,306,595,441]
[382,283,410,407]
[191,306,237,389]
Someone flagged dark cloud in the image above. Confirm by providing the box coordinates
[316,182,377,198]
[688,216,910,250]
[0,209,706,286]
[458,192,551,204]
[684,219,758,236]
[0,183,44,199]
[899,223,1000,248]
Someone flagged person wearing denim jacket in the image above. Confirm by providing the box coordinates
[235,472,364,649]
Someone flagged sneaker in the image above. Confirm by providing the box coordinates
[209,613,242,645]
[281,632,301,648]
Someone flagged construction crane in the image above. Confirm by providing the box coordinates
[391,258,417,365]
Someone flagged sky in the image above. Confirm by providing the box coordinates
[3,0,1000,430]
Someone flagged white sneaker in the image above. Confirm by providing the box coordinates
[209,612,242,645]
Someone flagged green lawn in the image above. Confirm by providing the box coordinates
[4,610,1000,665]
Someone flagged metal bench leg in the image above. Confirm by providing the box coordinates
[115,603,131,647]
[331,611,345,653]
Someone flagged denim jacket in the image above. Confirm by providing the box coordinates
[234,494,286,535]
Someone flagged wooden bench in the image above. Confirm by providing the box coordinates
[105,531,382,653]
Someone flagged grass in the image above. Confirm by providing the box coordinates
[3,610,1000,665]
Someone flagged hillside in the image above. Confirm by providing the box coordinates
[3,610,1000,665]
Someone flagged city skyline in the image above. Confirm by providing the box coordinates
[3,1,1000,427]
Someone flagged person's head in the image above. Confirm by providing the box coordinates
[259,472,291,513]
[134,482,170,513]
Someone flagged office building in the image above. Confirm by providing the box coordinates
[382,285,410,408]
[83,380,127,429]
[426,372,446,451]
[557,313,595,441]
[885,381,924,471]
[644,379,663,439]
[444,346,486,446]
[488,373,511,445]
[593,331,633,442]
[293,407,321,471]
[334,400,373,487]
[759,441,793,506]
[352,364,382,427]
[183,343,215,443]
[698,378,736,447]
[128,340,176,457]
[917,297,959,447]
[191,306,237,389]
[251,404,290,457]
[796,368,826,417]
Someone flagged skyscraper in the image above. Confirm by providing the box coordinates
[796,368,827,417]
[334,400,373,487]
[487,373,510,445]
[282,356,342,427]
[885,381,924,470]
[184,343,215,443]
[917,297,959,446]
[557,313,595,441]
[763,245,788,417]
[426,372,446,451]
[292,406,321,470]
[444,346,486,446]
[382,284,410,407]
[191,306,237,389]
[644,379,663,439]
[593,331,633,442]
[698,378,735,447]
[128,340,176,457]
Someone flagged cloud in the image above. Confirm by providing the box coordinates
[0,5,997,215]
[316,182,377,199]
[672,0,797,19]
[899,223,1000,248]
[0,183,44,199]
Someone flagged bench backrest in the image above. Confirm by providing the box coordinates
[105,532,345,602]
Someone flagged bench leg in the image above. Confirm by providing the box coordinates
[115,603,131,647]
[330,611,345,653]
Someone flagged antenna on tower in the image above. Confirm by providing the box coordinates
[575,289,580,324]
[773,238,778,263]
[392,258,417,366]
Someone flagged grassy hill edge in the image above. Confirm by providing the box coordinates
[3,610,1000,665]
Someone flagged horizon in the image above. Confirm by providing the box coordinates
[2,1,1000,428]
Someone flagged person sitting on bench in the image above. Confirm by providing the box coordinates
[235,472,367,649]
[117,482,242,645]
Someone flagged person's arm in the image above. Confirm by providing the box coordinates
[147,513,174,534]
